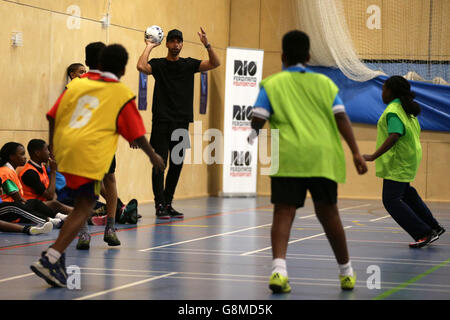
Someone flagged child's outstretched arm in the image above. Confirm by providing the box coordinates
[133,136,165,172]
[363,133,400,162]
[334,112,368,175]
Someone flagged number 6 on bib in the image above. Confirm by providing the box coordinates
[69,95,100,128]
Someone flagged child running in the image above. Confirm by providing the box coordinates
[363,75,445,248]
[249,30,368,293]
[30,44,165,288]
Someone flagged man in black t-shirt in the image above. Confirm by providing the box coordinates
[137,27,220,219]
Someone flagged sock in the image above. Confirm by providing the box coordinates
[49,218,62,226]
[22,226,31,235]
[338,261,354,277]
[55,212,67,220]
[272,258,288,277]
[46,247,61,264]
[79,221,89,235]
[106,217,115,230]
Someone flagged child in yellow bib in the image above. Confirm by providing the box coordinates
[30,44,165,288]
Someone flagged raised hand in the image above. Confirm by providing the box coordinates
[197,27,209,47]
[145,37,161,47]
[48,157,58,172]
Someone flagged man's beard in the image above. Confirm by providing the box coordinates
[169,48,181,56]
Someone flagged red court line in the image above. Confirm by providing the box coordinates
[0,204,272,252]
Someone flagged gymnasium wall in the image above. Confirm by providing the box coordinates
[0,0,230,203]
[229,0,450,202]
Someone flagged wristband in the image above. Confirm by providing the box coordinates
[205,43,211,49]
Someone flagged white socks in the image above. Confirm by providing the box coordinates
[55,213,67,220]
[46,247,61,264]
[338,261,354,277]
[79,221,89,235]
[272,258,288,277]
[49,218,62,226]
[272,259,354,278]
[29,222,53,235]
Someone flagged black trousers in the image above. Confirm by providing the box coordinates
[382,179,440,241]
[0,199,56,225]
[150,122,190,205]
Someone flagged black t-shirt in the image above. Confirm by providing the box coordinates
[149,57,201,123]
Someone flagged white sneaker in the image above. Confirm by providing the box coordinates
[29,222,53,235]
[49,218,64,228]
[55,213,68,220]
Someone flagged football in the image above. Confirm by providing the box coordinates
[145,25,164,43]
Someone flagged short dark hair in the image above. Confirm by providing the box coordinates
[99,44,128,77]
[282,30,310,66]
[27,139,46,157]
[85,42,106,69]
[0,142,23,166]
[67,63,84,79]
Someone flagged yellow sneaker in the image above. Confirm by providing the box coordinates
[269,272,291,293]
[340,272,356,290]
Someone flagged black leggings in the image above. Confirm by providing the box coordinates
[0,200,56,225]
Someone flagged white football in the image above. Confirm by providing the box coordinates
[145,25,164,43]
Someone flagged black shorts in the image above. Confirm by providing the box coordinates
[66,181,101,202]
[107,155,116,174]
[271,177,337,208]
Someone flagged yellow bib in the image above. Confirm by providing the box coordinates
[53,78,135,180]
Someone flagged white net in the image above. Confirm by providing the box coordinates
[295,0,384,81]
[294,0,449,84]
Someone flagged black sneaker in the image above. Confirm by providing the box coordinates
[434,225,446,237]
[124,199,138,224]
[76,232,91,250]
[155,203,170,219]
[104,227,121,246]
[409,231,439,248]
[30,251,67,288]
[165,204,184,219]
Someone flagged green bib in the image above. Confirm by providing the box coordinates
[262,70,346,183]
[375,99,422,182]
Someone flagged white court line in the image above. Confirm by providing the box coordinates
[78,268,450,289]
[340,203,371,211]
[298,214,315,219]
[0,273,33,283]
[298,204,370,220]
[370,215,391,222]
[241,226,353,256]
[166,276,450,293]
[139,223,271,252]
[72,271,450,293]
[74,272,177,300]
[140,204,370,252]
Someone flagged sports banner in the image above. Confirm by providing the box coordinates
[200,71,208,114]
[138,72,147,110]
[221,47,264,196]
